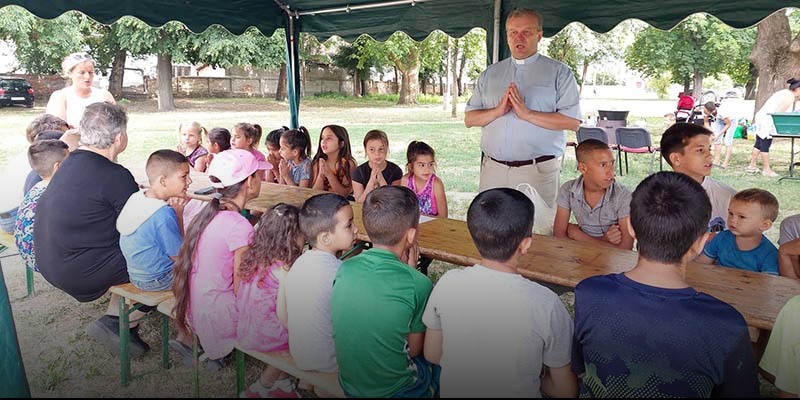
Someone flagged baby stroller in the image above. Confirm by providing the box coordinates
[674,92,703,124]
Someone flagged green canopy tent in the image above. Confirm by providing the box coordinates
[0,0,795,395]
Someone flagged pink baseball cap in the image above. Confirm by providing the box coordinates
[207,149,272,188]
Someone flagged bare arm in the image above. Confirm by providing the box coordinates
[540,364,579,398]
[407,331,425,358]
[193,155,209,173]
[566,223,623,248]
[778,239,800,279]
[311,162,326,191]
[433,178,448,218]
[553,207,571,239]
[352,181,367,203]
[615,217,635,250]
[276,268,289,328]
[695,253,715,265]
[423,328,443,364]
[45,90,67,122]
[101,88,116,104]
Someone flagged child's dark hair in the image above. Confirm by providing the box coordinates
[300,193,351,247]
[732,188,779,222]
[406,140,435,167]
[363,186,419,246]
[26,114,70,143]
[282,126,312,160]
[467,188,534,262]
[630,171,710,264]
[238,203,303,284]
[234,122,263,149]
[146,149,188,184]
[28,139,68,179]
[266,126,289,149]
[363,129,389,148]
[312,125,355,179]
[659,122,712,167]
[576,139,611,163]
[172,173,254,338]
[208,127,231,152]
[788,78,800,91]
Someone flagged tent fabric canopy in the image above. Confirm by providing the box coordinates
[1,0,794,41]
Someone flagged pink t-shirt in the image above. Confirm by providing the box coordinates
[188,210,254,360]
[236,262,289,353]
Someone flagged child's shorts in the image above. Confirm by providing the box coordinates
[713,120,734,146]
[130,269,174,292]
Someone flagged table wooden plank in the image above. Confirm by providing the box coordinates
[184,182,800,331]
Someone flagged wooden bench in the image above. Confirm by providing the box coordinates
[108,283,174,386]
[235,346,344,398]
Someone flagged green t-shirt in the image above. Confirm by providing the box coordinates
[331,248,433,397]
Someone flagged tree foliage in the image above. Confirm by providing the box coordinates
[0,7,83,74]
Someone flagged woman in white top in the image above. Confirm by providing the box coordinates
[746,78,800,177]
[46,52,115,129]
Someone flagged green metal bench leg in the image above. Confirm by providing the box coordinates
[236,349,245,396]
[25,268,34,297]
[119,297,131,387]
[161,314,169,369]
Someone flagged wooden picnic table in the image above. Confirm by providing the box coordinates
[184,175,800,332]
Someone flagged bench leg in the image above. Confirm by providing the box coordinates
[161,314,170,369]
[25,268,34,297]
[193,334,200,398]
[119,297,131,387]
[236,349,245,396]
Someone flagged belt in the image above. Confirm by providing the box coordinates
[488,155,556,167]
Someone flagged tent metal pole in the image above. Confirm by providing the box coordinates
[284,13,300,129]
[298,0,431,16]
[492,0,500,63]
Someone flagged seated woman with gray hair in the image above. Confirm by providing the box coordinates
[34,102,151,357]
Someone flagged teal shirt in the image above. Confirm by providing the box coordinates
[331,248,433,398]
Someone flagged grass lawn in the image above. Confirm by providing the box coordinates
[0,96,786,397]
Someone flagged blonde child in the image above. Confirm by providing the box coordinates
[697,188,779,275]
[311,125,357,198]
[172,149,270,371]
[400,140,447,218]
[553,139,633,250]
[285,193,358,395]
[177,121,209,172]
[265,127,288,184]
[351,129,402,203]
[204,127,231,167]
[237,203,304,398]
[277,126,313,188]
[15,140,69,274]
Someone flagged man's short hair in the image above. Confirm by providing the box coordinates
[659,122,712,167]
[467,188,534,262]
[363,186,419,246]
[506,8,543,30]
[704,101,717,112]
[146,149,188,184]
[732,188,779,222]
[630,171,710,264]
[300,193,351,247]
[79,102,127,149]
[26,114,70,143]
[28,139,69,179]
[576,139,610,163]
[363,129,389,148]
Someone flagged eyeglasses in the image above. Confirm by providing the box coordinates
[69,52,92,62]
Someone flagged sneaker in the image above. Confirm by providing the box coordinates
[205,357,226,372]
[745,166,759,173]
[86,315,149,358]
[240,381,270,398]
[762,170,780,177]
[169,339,199,367]
[239,380,298,398]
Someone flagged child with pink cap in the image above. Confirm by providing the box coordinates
[171,149,271,371]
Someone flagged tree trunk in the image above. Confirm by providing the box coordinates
[108,50,126,99]
[156,53,175,112]
[444,37,452,110]
[275,62,287,101]
[745,63,757,100]
[398,66,420,104]
[750,12,800,113]
[451,37,458,118]
[353,70,361,97]
[457,40,467,97]
[692,71,703,100]
[683,80,691,93]
[360,79,367,96]
[579,60,589,96]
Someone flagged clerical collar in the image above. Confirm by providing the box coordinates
[512,53,540,65]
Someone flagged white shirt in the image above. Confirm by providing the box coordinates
[285,249,341,373]
[701,176,736,233]
[65,88,108,128]
[422,265,573,398]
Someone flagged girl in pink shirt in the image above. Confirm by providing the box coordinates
[237,203,304,398]
[172,149,270,371]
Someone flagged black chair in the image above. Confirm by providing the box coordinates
[615,127,661,175]
[576,126,609,144]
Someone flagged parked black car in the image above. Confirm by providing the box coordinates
[0,77,34,108]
